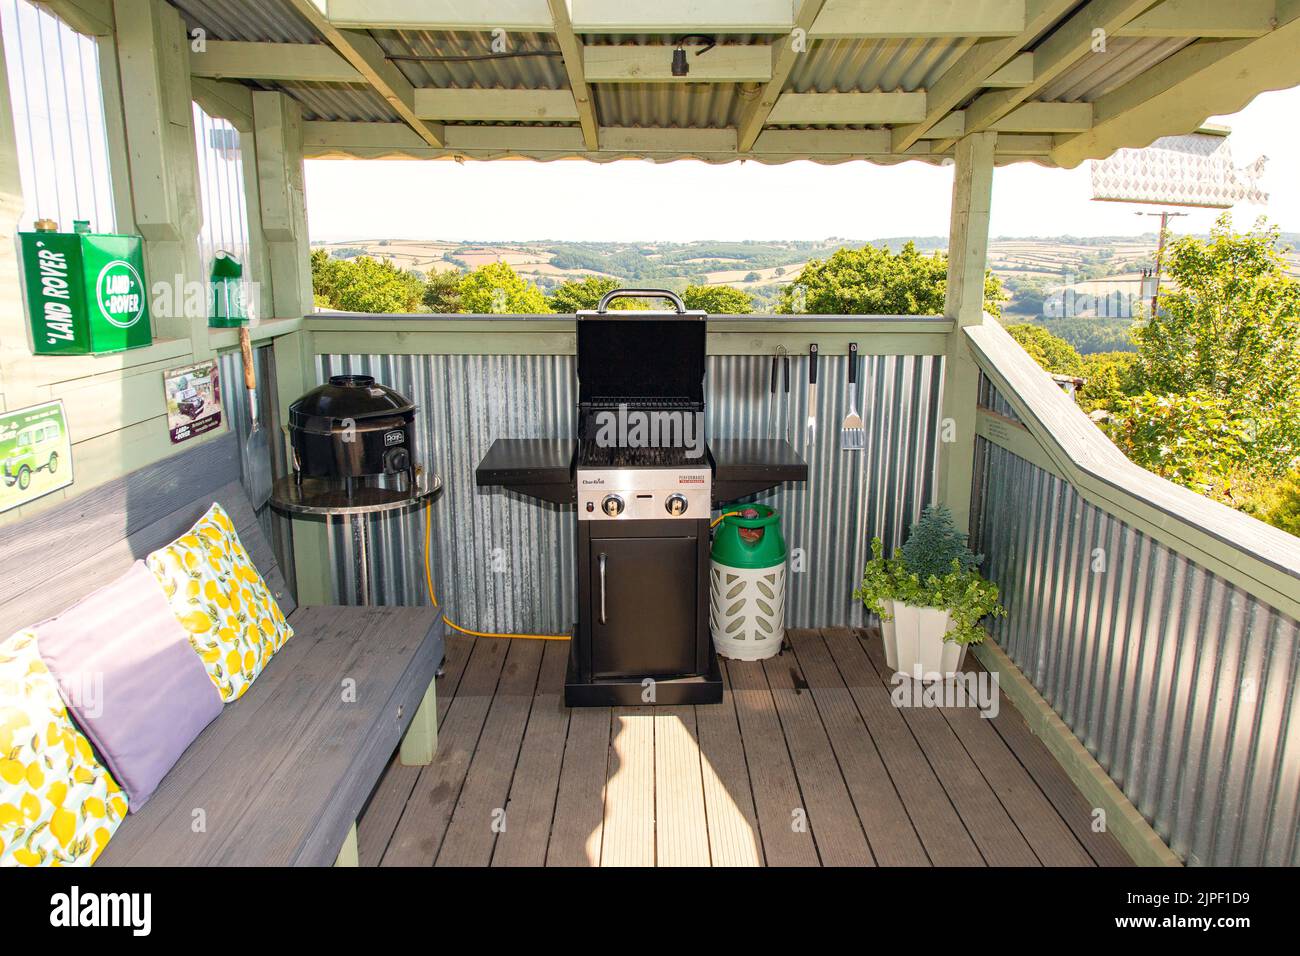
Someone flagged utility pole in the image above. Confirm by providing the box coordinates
[1136,210,1189,317]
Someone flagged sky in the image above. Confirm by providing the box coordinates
[304,86,1300,244]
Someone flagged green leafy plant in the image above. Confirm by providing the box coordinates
[776,241,1006,317]
[853,507,1004,645]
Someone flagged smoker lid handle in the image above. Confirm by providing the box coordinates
[596,288,688,314]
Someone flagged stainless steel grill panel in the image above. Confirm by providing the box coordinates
[974,436,1300,867]
[317,350,944,632]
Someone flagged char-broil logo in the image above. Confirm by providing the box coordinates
[50,886,151,936]
[383,429,405,447]
[580,477,606,486]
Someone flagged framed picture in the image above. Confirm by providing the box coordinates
[164,360,222,444]
[0,399,73,514]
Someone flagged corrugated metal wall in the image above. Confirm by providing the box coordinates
[316,350,944,632]
[218,343,295,593]
[973,436,1300,866]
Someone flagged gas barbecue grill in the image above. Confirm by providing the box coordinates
[477,289,807,706]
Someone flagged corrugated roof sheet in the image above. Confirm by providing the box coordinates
[169,0,317,43]
[788,36,974,94]
[1037,35,1193,102]
[160,1,1223,164]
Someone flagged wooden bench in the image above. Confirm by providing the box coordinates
[0,432,443,867]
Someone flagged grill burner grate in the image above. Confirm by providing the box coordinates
[577,441,703,468]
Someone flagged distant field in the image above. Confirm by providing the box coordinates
[312,234,1299,308]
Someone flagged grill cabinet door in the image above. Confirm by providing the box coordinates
[589,535,697,680]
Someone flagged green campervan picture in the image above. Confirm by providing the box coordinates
[0,400,73,513]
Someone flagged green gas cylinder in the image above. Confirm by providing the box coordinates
[709,505,789,661]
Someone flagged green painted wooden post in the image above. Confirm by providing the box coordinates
[936,131,996,531]
[399,676,438,766]
[252,91,313,319]
[111,0,207,352]
[333,821,359,867]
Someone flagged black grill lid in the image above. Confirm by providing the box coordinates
[576,313,707,404]
[289,375,416,434]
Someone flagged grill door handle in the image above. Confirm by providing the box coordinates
[598,553,608,624]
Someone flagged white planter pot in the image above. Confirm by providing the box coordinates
[879,599,967,681]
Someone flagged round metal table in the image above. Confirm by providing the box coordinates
[270,474,443,606]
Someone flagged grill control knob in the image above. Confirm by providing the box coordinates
[601,494,625,517]
[665,494,688,517]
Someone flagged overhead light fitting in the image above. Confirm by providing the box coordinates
[670,35,717,78]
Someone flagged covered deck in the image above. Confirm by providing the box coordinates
[362,629,1129,866]
[1,0,1298,872]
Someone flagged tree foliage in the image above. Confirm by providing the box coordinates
[1005,323,1084,376]
[1077,351,1141,413]
[422,269,463,313]
[776,241,1005,317]
[310,250,425,313]
[1131,215,1300,472]
[681,284,754,314]
[547,276,629,312]
[457,261,552,314]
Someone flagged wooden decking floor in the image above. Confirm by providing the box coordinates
[358,627,1132,867]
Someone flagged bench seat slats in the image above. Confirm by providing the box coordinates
[100,607,443,867]
[1,432,439,867]
[0,478,294,636]
[0,436,240,614]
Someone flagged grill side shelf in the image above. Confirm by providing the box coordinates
[475,438,576,505]
[711,438,808,505]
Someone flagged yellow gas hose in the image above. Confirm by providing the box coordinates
[710,511,742,529]
[423,500,570,641]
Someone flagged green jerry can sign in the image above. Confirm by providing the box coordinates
[19,224,152,355]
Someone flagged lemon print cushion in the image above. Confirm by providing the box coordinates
[147,502,293,702]
[0,631,127,867]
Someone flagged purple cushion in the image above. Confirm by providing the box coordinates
[33,560,222,810]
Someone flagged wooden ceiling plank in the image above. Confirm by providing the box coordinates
[584,44,774,83]
[891,1,1076,152]
[811,0,1026,38]
[191,41,362,83]
[284,0,444,147]
[766,91,928,125]
[325,0,554,31]
[929,0,1162,153]
[736,0,829,153]
[413,89,580,123]
[547,0,599,150]
[1116,0,1275,38]
[1052,9,1300,166]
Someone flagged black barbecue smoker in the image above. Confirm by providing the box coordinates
[477,288,806,706]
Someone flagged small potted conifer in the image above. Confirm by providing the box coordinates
[853,505,1005,680]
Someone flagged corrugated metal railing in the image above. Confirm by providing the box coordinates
[973,395,1300,866]
[315,348,944,632]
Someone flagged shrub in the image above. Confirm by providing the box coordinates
[853,506,1003,645]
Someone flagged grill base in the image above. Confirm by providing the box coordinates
[564,636,722,707]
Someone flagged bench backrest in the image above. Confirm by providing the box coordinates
[0,432,295,637]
